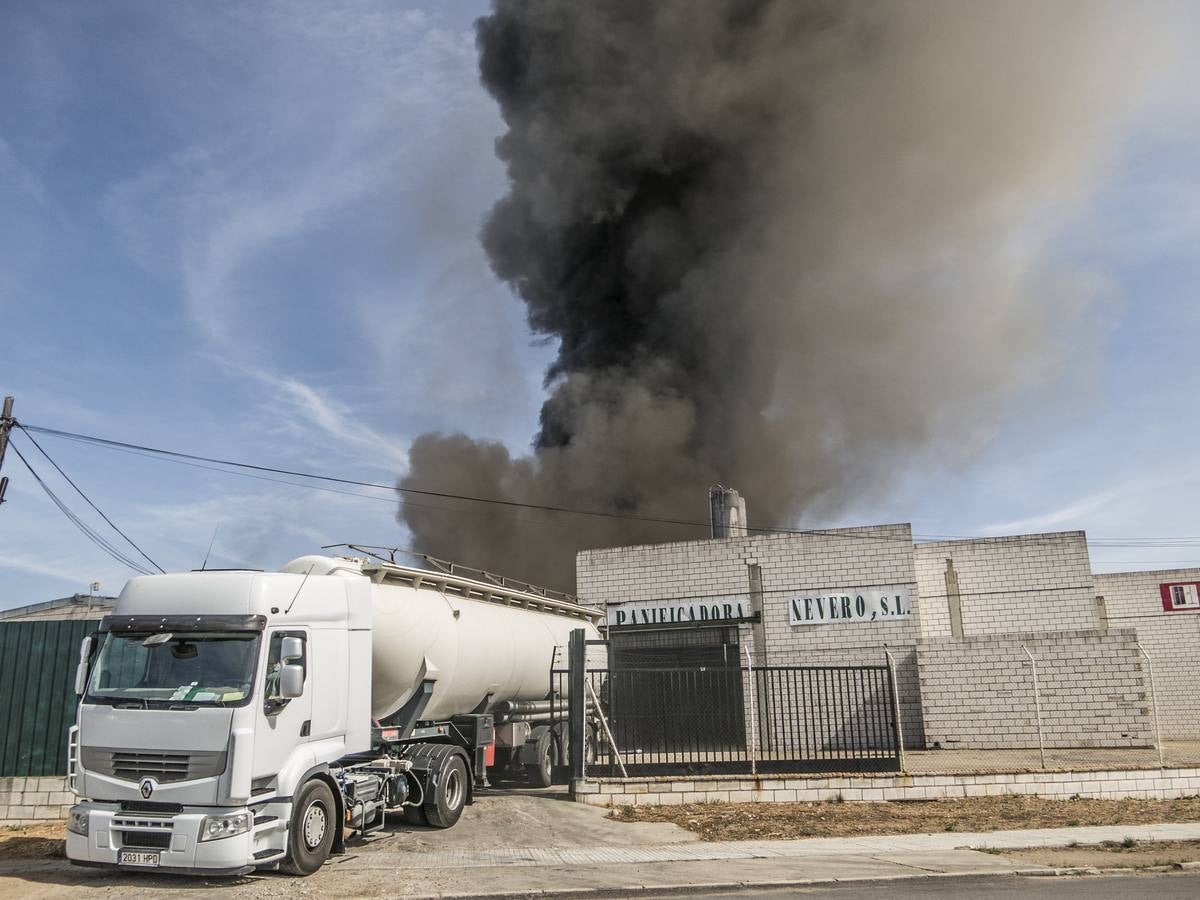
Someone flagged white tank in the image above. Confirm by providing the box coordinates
[284,556,602,721]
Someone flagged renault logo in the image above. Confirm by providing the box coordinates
[139,777,156,800]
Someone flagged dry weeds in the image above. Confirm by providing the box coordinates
[999,838,1200,870]
[610,795,1200,841]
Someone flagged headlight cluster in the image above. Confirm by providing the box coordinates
[66,807,89,837]
[198,810,252,842]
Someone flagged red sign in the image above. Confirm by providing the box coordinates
[1160,582,1200,612]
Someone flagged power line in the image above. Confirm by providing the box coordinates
[7,439,155,576]
[16,425,164,573]
[14,422,922,543]
[16,421,1200,559]
[31,429,592,532]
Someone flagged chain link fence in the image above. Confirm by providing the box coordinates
[741,615,1200,776]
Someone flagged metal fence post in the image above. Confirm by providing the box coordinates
[883,647,906,772]
[568,628,586,794]
[1135,642,1165,770]
[743,643,758,777]
[1020,644,1047,770]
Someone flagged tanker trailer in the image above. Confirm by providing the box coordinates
[283,554,603,788]
[65,554,603,878]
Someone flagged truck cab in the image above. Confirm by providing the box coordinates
[66,568,374,876]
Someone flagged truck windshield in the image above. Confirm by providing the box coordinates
[85,632,260,707]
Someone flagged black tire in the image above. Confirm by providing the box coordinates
[585,724,599,767]
[423,754,469,828]
[525,735,553,788]
[281,779,337,876]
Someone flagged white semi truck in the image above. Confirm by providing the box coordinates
[64,555,602,876]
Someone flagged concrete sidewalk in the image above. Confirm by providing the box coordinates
[3,821,1199,898]
[338,821,1200,870]
[309,821,1200,897]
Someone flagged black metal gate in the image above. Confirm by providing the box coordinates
[560,630,901,778]
[607,626,745,756]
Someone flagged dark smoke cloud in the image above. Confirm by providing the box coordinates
[399,0,1182,590]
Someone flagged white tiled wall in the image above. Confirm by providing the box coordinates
[914,532,1098,640]
[917,629,1153,749]
[1095,568,1200,740]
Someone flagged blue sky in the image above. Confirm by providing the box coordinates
[2,1,1199,609]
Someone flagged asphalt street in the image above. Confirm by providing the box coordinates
[637,872,1200,899]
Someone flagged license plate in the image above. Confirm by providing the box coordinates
[118,850,161,867]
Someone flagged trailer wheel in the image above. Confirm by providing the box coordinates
[423,754,469,828]
[281,779,336,875]
[586,722,598,767]
[526,734,554,788]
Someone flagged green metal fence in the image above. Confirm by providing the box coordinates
[0,619,99,776]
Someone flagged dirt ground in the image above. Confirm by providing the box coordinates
[0,787,693,863]
[998,839,1200,870]
[0,824,64,860]
[611,795,1200,841]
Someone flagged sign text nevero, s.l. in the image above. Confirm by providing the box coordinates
[788,585,912,626]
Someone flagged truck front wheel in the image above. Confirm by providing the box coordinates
[423,754,468,828]
[282,779,337,875]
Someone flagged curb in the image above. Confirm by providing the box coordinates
[403,866,1110,899]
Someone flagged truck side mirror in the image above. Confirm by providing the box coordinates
[75,636,94,696]
[280,663,304,699]
[281,636,303,663]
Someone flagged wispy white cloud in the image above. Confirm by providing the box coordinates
[100,3,485,347]
[981,485,1133,535]
[981,465,1200,537]
[228,362,409,470]
[0,137,48,207]
[0,551,93,587]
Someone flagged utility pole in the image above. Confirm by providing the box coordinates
[0,395,13,507]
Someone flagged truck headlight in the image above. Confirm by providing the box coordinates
[198,810,252,842]
[66,807,89,837]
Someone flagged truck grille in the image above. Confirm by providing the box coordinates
[113,813,173,850]
[81,748,227,783]
[120,830,172,849]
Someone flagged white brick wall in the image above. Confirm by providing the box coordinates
[1095,568,1200,740]
[914,532,1098,640]
[0,776,72,824]
[917,629,1153,750]
[575,766,1200,806]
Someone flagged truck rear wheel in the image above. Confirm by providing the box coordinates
[423,754,468,828]
[526,735,554,788]
[281,779,336,875]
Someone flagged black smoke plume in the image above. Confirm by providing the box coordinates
[399,0,1176,589]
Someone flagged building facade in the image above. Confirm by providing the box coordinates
[578,524,1177,752]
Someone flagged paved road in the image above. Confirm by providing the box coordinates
[4,794,1200,898]
[641,872,1200,899]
